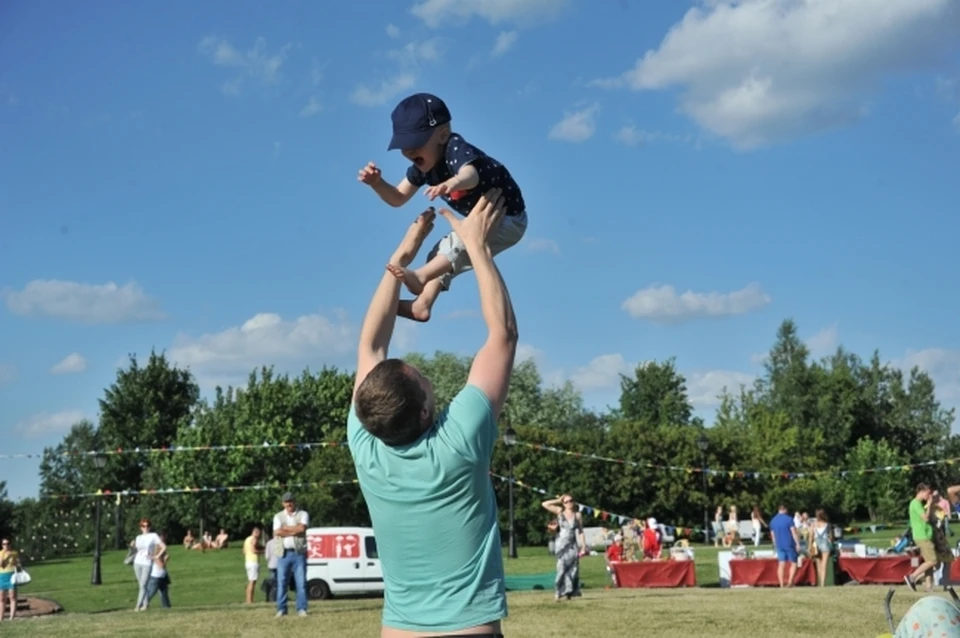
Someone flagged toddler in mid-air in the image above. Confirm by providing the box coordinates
[358,92,527,322]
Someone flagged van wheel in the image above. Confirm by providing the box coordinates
[308,579,331,600]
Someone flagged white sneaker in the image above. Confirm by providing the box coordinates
[297,610,308,617]
[276,611,285,618]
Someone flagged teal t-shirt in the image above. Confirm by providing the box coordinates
[347,384,507,633]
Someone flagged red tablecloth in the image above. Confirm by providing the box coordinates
[611,560,697,588]
[729,558,817,587]
[836,556,917,584]
[950,559,960,581]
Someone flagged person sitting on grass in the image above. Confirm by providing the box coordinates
[183,529,195,549]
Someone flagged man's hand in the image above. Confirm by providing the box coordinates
[358,162,382,186]
[424,182,451,200]
[437,188,505,249]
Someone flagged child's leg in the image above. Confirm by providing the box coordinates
[398,279,444,322]
[386,253,452,296]
[396,211,528,322]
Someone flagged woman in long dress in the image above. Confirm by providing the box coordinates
[542,494,586,602]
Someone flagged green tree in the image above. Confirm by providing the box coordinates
[618,358,697,426]
[98,351,200,494]
[0,482,14,541]
[843,437,909,522]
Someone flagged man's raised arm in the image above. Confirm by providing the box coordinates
[437,189,517,419]
[353,209,436,400]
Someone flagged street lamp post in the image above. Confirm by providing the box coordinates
[503,427,518,559]
[697,433,709,546]
[91,452,108,585]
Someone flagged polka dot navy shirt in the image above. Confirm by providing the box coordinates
[405,133,525,217]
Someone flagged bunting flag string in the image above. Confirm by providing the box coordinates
[514,440,957,481]
[44,479,359,500]
[488,472,706,540]
[0,441,348,461]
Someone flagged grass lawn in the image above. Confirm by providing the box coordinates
[5,529,928,637]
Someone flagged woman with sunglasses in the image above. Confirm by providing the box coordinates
[0,538,20,621]
[542,494,586,602]
[132,519,166,611]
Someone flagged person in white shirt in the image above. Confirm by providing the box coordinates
[272,492,309,617]
[132,518,166,611]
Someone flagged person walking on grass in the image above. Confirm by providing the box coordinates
[0,538,20,622]
[145,532,171,609]
[768,504,801,588]
[905,483,940,592]
[133,519,166,611]
[348,190,517,637]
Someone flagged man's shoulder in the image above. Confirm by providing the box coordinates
[444,385,494,419]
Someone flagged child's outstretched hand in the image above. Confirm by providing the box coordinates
[358,162,382,185]
[424,182,451,200]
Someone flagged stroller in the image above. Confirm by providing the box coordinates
[882,586,960,637]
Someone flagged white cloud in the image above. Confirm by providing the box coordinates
[411,0,570,28]
[389,39,443,65]
[806,323,839,357]
[299,97,322,117]
[686,369,755,409]
[526,238,560,255]
[50,353,87,375]
[615,124,690,146]
[548,104,599,143]
[392,320,419,354]
[3,279,164,324]
[310,58,325,86]
[491,31,519,57]
[896,348,960,403]
[515,343,545,366]
[168,311,356,387]
[350,74,417,107]
[15,409,86,439]
[221,78,243,96]
[198,35,293,95]
[386,24,401,38]
[569,354,634,391]
[593,0,960,148]
[622,282,771,324]
[0,363,15,386]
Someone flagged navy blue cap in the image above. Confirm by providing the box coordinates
[387,93,452,151]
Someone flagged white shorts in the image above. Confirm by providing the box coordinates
[428,210,528,290]
[245,563,259,582]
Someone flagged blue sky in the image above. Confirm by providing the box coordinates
[1,0,959,501]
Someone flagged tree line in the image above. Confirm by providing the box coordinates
[2,319,956,562]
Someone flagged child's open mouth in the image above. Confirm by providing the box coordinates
[413,156,425,167]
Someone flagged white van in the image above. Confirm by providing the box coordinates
[304,526,383,600]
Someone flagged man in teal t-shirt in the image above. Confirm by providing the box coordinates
[349,190,517,637]
[905,483,938,592]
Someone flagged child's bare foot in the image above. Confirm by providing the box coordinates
[397,299,431,323]
[386,264,428,296]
